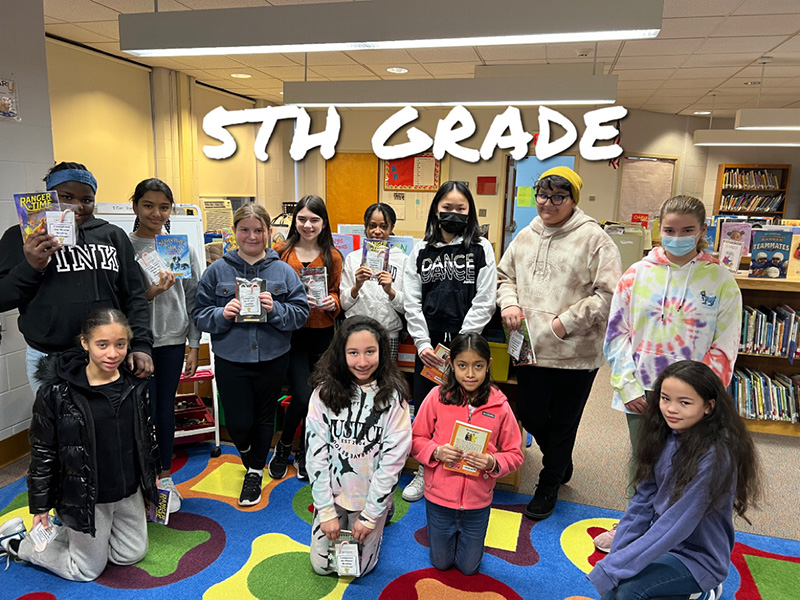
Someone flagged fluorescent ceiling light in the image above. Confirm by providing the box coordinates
[735,108,800,131]
[119,0,662,57]
[693,111,711,115]
[386,67,409,74]
[694,129,800,147]
[283,75,617,107]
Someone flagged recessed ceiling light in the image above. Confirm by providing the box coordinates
[386,67,409,74]
[744,81,761,86]
[231,73,252,79]
[693,111,711,115]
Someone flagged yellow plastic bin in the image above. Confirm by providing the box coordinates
[488,342,510,382]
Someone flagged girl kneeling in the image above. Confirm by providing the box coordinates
[411,333,523,575]
[306,316,411,577]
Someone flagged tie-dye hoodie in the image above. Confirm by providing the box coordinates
[604,246,742,412]
[305,383,412,527]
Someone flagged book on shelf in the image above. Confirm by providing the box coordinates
[787,235,800,280]
[781,219,800,227]
[719,221,752,255]
[718,239,744,273]
[740,304,800,362]
[722,168,781,190]
[749,229,792,278]
[443,420,492,476]
[730,368,799,424]
[719,192,784,213]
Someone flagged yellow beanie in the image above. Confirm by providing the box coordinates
[538,166,582,204]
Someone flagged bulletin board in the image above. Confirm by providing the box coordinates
[617,156,677,222]
[384,153,441,191]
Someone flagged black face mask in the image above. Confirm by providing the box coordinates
[439,211,469,234]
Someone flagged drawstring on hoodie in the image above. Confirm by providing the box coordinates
[660,259,696,321]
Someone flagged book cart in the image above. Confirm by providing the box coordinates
[733,274,800,437]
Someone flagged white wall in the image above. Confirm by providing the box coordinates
[0,0,54,441]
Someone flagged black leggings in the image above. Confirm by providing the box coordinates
[515,365,598,489]
[215,353,290,469]
[280,326,334,447]
[148,344,186,473]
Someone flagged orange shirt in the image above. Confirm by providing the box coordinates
[276,241,342,328]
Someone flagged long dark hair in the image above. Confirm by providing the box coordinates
[310,316,409,414]
[635,361,761,522]
[280,195,340,274]
[439,333,494,408]
[423,181,482,248]
[131,178,174,233]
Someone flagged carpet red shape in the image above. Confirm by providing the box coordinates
[379,567,523,599]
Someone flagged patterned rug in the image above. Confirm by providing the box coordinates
[2,443,798,600]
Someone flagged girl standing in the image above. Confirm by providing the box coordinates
[193,204,309,506]
[129,178,201,513]
[270,195,342,481]
[603,195,742,507]
[306,316,412,577]
[0,308,159,582]
[411,333,523,575]
[588,360,760,600]
[403,181,497,502]
[340,203,406,360]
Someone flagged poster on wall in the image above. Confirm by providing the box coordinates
[617,156,676,224]
[384,153,441,191]
[0,76,20,121]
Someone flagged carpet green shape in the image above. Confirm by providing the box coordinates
[292,485,410,525]
[247,551,337,600]
[0,491,27,516]
[745,554,800,600]
[137,523,210,577]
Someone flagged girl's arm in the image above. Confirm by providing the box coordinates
[701,273,742,386]
[587,451,717,595]
[27,388,60,516]
[556,237,622,336]
[410,388,444,464]
[360,398,412,526]
[403,243,432,353]
[267,267,310,331]
[192,266,235,335]
[305,390,337,523]
[603,267,646,406]
[323,251,342,317]
[487,402,524,478]
[0,227,50,312]
[461,238,497,334]
[339,251,359,311]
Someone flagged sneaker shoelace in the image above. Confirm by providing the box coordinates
[243,473,261,497]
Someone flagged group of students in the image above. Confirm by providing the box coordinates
[0,162,761,600]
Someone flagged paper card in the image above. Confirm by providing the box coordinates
[236,277,266,322]
[336,541,361,577]
[137,250,168,285]
[28,518,59,552]
[46,210,76,246]
[508,330,524,361]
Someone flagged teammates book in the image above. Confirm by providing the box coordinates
[155,234,192,279]
[749,229,792,279]
[14,191,59,241]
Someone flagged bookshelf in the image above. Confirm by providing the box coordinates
[712,164,791,218]
[733,274,800,437]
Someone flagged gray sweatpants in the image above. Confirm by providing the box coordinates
[17,489,148,582]
[310,503,388,577]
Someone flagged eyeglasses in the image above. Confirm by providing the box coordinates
[535,193,570,206]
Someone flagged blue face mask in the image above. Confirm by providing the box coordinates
[661,234,698,257]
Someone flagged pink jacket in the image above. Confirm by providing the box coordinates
[411,386,524,510]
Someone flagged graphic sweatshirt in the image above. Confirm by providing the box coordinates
[305,383,412,527]
[0,217,152,355]
[496,207,622,370]
[588,433,735,595]
[604,247,742,412]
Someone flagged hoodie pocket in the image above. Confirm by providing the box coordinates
[522,307,591,360]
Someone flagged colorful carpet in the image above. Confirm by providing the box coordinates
[2,443,799,600]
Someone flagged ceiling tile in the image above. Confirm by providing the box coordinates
[308,64,374,77]
[85,41,123,54]
[736,65,800,78]
[43,0,118,21]
[666,78,727,88]
[475,45,547,61]
[282,52,358,66]
[618,80,664,90]
[407,47,481,63]
[734,0,800,15]
[342,49,415,63]
[718,77,795,88]
[662,0,740,18]
[771,37,800,53]
[613,56,685,70]
[541,42,619,60]
[325,74,382,81]
[45,23,114,43]
[682,53,761,67]
[255,66,326,81]
[92,0,188,12]
[696,36,786,54]
[44,16,65,24]
[658,17,725,38]
[623,38,704,56]
[176,0,268,7]
[361,64,430,77]
[423,63,478,77]
[671,66,741,79]
[73,20,118,38]
[232,54,303,68]
[172,56,251,69]
[615,69,678,81]
[712,15,800,37]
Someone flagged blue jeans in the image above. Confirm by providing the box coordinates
[601,553,703,600]
[26,346,49,397]
[425,499,491,575]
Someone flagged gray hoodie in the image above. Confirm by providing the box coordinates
[497,207,622,370]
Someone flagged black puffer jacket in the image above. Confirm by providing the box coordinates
[28,348,159,535]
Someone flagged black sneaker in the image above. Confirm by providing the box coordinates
[238,472,263,506]
[294,451,308,481]
[525,485,558,520]
[268,441,291,480]
[561,461,574,485]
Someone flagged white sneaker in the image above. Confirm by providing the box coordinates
[159,477,182,513]
[690,584,723,600]
[402,465,425,502]
[0,516,26,569]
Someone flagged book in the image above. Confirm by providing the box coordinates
[46,209,76,247]
[136,250,169,285]
[327,530,361,577]
[749,229,792,278]
[155,234,192,279]
[704,225,717,251]
[719,221,752,255]
[332,232,360,258]
[443,420,492,476]
[788,234,800,280]
[387,235,415,256]
[361,238,390,277]
[718,239,744,273]
[148,488,171,525]
[503,317,536,366]
[420,343,451,385]
[236,277,266,323]
[14,191,59,241]
[300,266,328,307]
[631,213,649,229]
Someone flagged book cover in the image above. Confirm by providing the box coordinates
[443,420,492,476]
[787,234,800,280]
[14,191,59,241]
[502,317,536,366]
[300,266,328,307]
[148,488,171,525]
[46,209,76,246]
[718,239,744,273]
[720,221,752,255]
[332,233,360,258]
[782,219,800,227]
[420,343,451,385]
[631,213,649,229]
[749,229,792,278]
[387,235,415,256]
[361,238,390,276]
[155,234,191,279]
[236,277,266,323]
[704,225,717,252]
[136,250,169,285]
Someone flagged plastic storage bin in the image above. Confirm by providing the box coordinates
[488,342,510,382]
